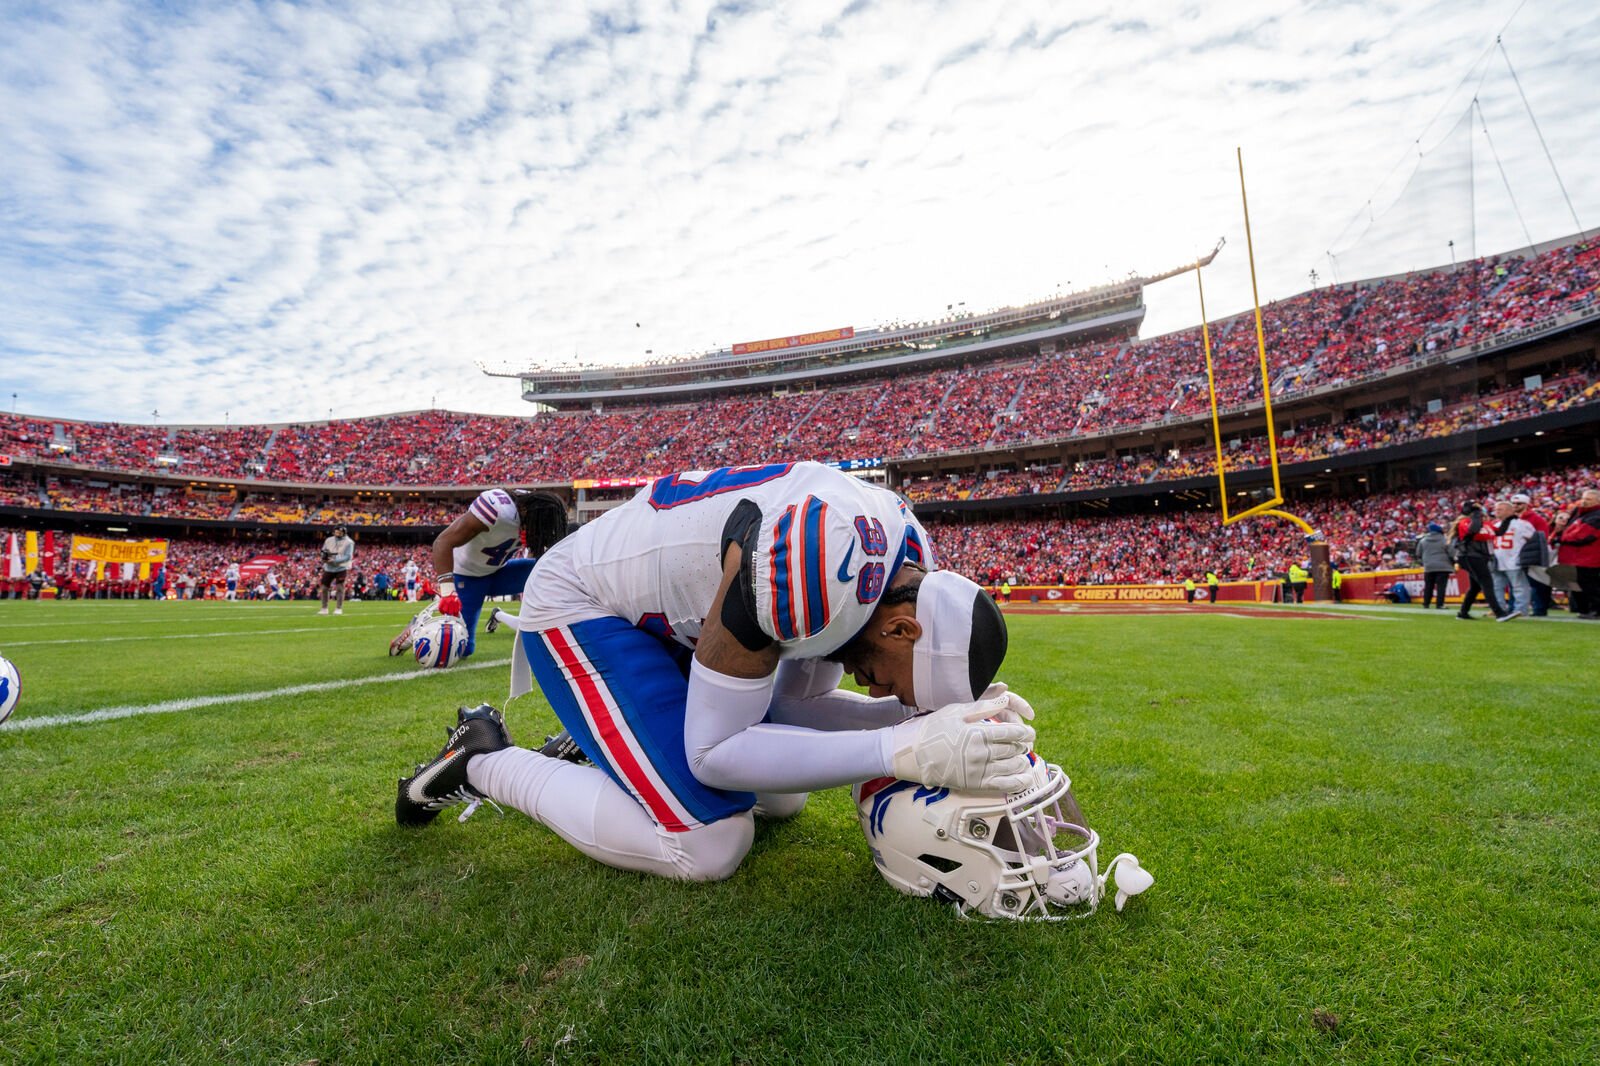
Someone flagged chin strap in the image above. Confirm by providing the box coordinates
[1100,854,1155,912]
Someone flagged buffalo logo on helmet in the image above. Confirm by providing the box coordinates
[412,618,468,669]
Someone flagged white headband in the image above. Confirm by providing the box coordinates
[912,570,1008,711]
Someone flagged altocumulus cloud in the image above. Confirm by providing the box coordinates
[0,0,1596,423]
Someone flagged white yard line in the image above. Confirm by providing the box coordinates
[1,656,513,732]
[2,624,398,647]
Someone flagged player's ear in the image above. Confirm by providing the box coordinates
[882,613,921,645]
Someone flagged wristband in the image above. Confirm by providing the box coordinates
[438,577,456,597]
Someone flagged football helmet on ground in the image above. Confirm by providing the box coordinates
[0,654,20,725]
[413,616,469,669]
[853,758,1152,920]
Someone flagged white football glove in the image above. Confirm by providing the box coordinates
[980,682,1035,724]
[889,694,1036,793]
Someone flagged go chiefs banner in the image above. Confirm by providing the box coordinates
[70,535,169,566]
[732,326,853,356]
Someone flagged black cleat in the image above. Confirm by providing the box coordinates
[395,704,513,827]
[537,729,588,765]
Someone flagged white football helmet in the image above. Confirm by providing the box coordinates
[853,758,1152,921]
[0,653,19,725]
[412,617,469,669]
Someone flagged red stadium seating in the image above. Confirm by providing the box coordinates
[1,237,1594,487]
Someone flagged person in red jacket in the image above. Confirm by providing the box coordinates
[1552,488,1600,619]
[1452,500,1515,621]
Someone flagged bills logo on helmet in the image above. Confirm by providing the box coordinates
[0,655,20,725]
[413,618,468,669]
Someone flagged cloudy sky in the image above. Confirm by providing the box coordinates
[2,0,1597,425]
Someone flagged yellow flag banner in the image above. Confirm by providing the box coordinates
[25,531,39,573]
[70,536,169,566]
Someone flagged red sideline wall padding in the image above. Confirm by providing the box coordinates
[1335,568,1466,604]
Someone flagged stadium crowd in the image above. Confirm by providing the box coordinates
[2,237,1596,487]
[1,532,434,601]
[6,466,1594,609]
[903,367,1596,501]
[0,471,460,526]
[929,466,1598,588]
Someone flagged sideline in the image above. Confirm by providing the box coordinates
[0,656,514,732]
[0,609,417,630]
[1,623,398,647]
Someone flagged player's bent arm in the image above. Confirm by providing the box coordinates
[687,547,1033,793]
[767,660,915,732]
[687,546,895,792]
[430,512,488,590]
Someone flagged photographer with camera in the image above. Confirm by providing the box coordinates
[318,524,356,616]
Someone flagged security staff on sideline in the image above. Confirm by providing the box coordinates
[1287,562,1310,604]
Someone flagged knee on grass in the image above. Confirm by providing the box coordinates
[669,812,755,882]
[752,792,808,820]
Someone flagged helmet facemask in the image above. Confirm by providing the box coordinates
[855,761,1152,921]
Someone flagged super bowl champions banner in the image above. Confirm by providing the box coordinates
[69,535,168,566]
[732,325,853,355]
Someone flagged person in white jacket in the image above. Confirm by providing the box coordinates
[1490,499,1535,617]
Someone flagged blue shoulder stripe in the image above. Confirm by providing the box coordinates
[769,506,797,641]
[800,495,829,637]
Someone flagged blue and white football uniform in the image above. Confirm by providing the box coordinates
[452,489,535,656]
[511,462,933,832]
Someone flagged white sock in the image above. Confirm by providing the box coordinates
[467,747,752,881]
[492,608,520,629]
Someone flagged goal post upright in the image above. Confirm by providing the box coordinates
[1198,149,1329,590]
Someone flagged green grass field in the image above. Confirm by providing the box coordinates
[1,599,1597,1064]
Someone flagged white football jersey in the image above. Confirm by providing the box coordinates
[402,561,419,585]
[522,462,934,658]
[225,564,240,582]
[454,489,526,577]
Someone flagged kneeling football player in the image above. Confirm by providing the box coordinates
[396,462,1032,883]
[389,488,569,658]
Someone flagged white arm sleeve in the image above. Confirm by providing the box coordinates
[684,659,894,794]
[767,659,915,732]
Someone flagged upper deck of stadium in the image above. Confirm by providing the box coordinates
[1,232,1595,514]
[486,256,1220,406]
